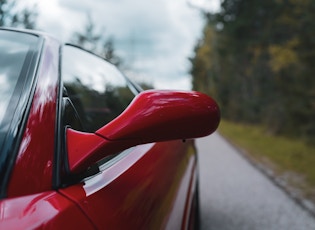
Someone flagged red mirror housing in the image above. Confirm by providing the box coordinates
[67,90,220,173]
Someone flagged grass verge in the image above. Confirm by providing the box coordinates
[218,120,315,200]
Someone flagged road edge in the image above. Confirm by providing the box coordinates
[218,132,315,220]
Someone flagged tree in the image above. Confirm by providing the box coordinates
[190,0,315,142]
[71,14,122,67]
[101,37,121,67]
[0,0,37,29]
[72,14,101,52]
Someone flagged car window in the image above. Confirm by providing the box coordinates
[0,30,39,153]
[0,30,40,190]
[0,31,37,126]
[62,45,136,132]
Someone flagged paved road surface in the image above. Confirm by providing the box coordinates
[196,133,315,230]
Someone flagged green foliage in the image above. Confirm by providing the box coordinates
[190,0,315,142]
[138,82,153,90]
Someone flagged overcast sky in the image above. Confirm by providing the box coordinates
[24,0,220,90]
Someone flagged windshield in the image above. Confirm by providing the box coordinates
[0,33,33,123]
[0,30,39,170]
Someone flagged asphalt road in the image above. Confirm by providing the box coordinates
[196,133,315,230]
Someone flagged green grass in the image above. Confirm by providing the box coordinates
[218,120,315,197]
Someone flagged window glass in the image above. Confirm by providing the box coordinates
[0,31,37,125]
[62,45,136,132]
[0,30,39,178]
[0,31,38,149]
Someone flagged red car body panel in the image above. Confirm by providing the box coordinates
[60,140,196,229]
[0,28,220,229]
[97,90,220,141]
[7,37,60,198]
[0,191,94,229]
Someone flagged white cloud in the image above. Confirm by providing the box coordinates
[24,0,220,90]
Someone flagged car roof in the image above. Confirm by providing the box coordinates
[0,27,57,39]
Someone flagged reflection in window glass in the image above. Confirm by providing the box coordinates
[0,31,36,125]
[62,45,136,132]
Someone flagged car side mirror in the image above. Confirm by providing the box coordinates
[66,90,220,173]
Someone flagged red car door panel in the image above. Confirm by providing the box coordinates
[0,191,94,229]
[60,140,196,229]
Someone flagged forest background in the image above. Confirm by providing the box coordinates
[2,0,315,209]
[190,0,315,144]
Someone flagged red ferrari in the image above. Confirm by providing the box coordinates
[0,28,220,229]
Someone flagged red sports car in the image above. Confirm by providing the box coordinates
[0,28,220,229]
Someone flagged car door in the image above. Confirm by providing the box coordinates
[59,141,197,229]
[0,31,95,229]
[59,45,198,229]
